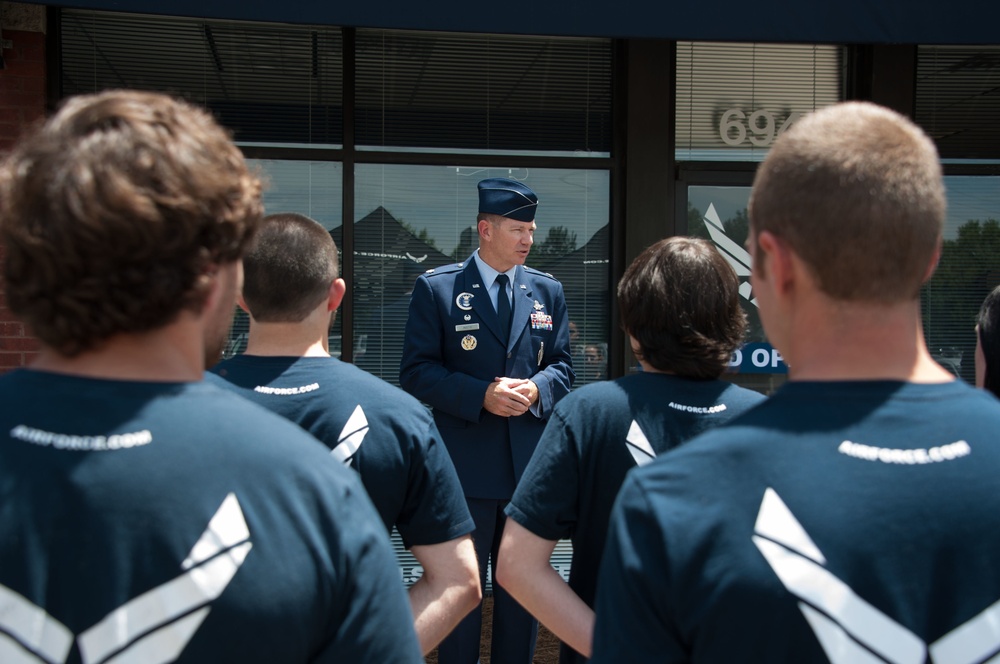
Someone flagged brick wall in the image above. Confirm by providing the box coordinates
[0,5,48,371]
[0,244,40,371]
[0,30,46,152]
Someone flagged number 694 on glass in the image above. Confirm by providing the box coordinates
[718,109,803,147]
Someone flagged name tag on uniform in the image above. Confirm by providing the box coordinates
[455,323,480,332]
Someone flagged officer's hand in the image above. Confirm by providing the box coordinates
[502,378,539,406]
[483,378,532,417]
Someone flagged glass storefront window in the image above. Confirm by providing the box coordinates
[352,164,610,387]
[922,176,1000,384]
[917,46,1000,161]
[675,42,843,162]
[355,30,612,156]
[61,10,344,148]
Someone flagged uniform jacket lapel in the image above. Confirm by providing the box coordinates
[508,265,533,352]
[463,259,505,344]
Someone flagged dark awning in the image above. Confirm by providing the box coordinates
[32,0,1000,44]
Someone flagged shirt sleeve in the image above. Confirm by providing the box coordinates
[505,407,581,542]
[312,473,424,663]
[591,473,688,663]
[394,415,475,548]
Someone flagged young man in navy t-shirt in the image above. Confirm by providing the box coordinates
[592,102,1000,663]
[496,237,765,662]
[0,91,421,663]
[210,212,480,655]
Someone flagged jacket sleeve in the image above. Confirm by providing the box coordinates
[399,275,492,423]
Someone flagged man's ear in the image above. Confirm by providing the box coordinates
[199,263,231,313]
[477,219,492,241]
[327,278,347,312]
[922,241,943,284]
[757,230,795,295]
[236,293,251,315]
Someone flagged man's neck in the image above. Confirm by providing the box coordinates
[475,248,514,275]
[30,320,206,382]
[780,298,953,383]
[243,322,330,358]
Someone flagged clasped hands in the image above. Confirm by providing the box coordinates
[483,377,538,417]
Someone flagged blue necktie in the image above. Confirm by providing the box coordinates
[496,274,511,341]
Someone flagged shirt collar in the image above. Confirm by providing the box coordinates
[473,250,517,288]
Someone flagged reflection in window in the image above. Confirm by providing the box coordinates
[222,160,343,361]
[351,164,610,387]
[917,46,1000,160]
[921,176,1000,384]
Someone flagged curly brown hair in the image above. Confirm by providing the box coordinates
[0,90,264,356]
[618,236,747,379]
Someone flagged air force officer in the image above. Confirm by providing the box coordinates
[401,178,574,663]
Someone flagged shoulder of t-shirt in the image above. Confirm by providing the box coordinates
[722,383,768,408]
[197,379,357,463]
[553,379,629,416]
[202,369,230,386]
[335,362,433,414]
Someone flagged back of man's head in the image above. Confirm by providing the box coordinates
[242,213,339,323]
[749,101,945,303]
[0,90,263,357]
[618,236,746,379]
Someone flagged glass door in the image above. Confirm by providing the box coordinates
[683,182,788,395]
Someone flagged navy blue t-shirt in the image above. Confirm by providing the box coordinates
[209,355,473,548]
[506,372,765,663]
[593,380,1000,664]
[0,369,422,663]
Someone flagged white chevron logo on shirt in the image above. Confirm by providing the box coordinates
[626,420,656,467]
[331,405,369,467]
[753,487,1000,664]
[0,494,252,664]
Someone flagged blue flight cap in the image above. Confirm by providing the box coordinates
[478,178,538,222]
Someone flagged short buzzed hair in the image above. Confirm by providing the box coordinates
[241,213,339,322]
[749,102,945,302]
[618,236,747,379]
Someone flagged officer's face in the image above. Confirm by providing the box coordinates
[480,217,536,272]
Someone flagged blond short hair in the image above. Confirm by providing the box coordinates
[749,102,944,302]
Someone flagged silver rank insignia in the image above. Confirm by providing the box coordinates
[461,335,478,351]
[456,292,474,311]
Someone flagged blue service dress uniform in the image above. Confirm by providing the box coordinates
[400,254,574,662]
